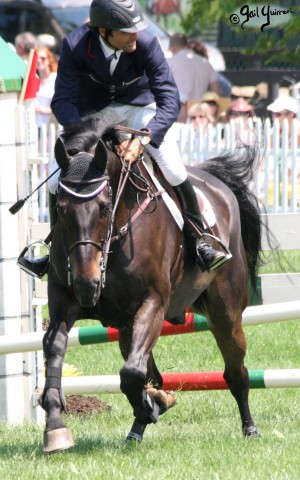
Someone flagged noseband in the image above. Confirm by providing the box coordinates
[68,239,105,254]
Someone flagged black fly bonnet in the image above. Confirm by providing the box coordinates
[58,152,108,198]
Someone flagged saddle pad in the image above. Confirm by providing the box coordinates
[193,186,216,228]
[142,161,216,229]
[142,161,184,230]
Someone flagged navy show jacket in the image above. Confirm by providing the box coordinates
[51,24,181,147]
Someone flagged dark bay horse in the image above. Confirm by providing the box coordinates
[40,118,264,453]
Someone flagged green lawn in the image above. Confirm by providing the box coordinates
[259,250,300,274]
[0,251,299,479]
[1,320,300,479]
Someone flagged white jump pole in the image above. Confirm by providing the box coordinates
[35,369,300,396]
[242,300,300,325]
[0,301,300,356]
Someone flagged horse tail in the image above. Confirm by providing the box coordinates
[200,145,273,292]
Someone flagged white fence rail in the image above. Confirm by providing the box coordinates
[174,117,300,214]
[32,118,300,222]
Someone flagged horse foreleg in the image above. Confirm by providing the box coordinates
[39,322,74,454]
[118,297,166,442]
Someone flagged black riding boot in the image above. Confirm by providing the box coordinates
[17,193,57,278]
[174,178,231,272]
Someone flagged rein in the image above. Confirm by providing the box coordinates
[99,138,142,287]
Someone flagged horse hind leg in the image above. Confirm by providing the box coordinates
[39,322,74,454]
[209,311,259,438]
[224,364,259,437]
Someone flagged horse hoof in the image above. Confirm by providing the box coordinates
[126,431,143,443]
[126,419,146,444]
[43,427,75,454]
[243,425,260,437]
[146,388,176,413]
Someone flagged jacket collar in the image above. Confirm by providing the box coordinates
[87,31,129,79]
[99,35,122,61]
[87,31,102,59]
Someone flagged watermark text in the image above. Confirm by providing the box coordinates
[229,4,294,32]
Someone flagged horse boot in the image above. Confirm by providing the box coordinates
[173,178,231,272]
[17,192,57,278]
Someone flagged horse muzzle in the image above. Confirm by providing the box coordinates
[73,277,101,307]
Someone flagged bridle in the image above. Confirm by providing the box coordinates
[58,166,112,287]
[58,133,164,289]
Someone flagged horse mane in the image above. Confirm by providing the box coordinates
[60,117,126,155]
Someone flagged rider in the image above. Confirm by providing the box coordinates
[18,0,231,278]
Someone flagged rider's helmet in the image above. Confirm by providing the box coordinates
[89,0,148,33]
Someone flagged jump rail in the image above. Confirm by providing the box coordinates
[1,301,300,356]
[35,369,300,396]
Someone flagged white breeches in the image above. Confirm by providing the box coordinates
[48,103,187,194]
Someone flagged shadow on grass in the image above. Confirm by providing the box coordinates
[0,428,144,459]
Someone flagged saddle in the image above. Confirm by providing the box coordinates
[139,155,216,230]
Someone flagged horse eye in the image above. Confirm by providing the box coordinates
[100,203,111,219]
[56,205,65,215]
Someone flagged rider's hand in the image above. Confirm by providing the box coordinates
[116,136,151,163]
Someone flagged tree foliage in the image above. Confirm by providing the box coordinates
[181,0,300,66]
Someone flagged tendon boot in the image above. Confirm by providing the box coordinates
[17,193,57,278]
[173,179,231,272]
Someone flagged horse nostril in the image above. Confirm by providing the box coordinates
[74,278,101,307]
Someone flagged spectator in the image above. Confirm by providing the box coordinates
[266,95,300,202]
[225,97,255,144]
[35,46,58,127]
[168,33,220,123]
[267,95,299,133]
[14,32,37,63]
[37,34,57,52]
[184,102,216,163]
[251,82,269,118]
[188,102,215,133]
[187,38,232,97]
[226,97,255,123]
[216,72,232,98]
[199,91,230,123]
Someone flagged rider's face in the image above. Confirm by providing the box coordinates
[99,28,138,53]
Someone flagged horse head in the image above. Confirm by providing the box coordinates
[54,137,113,307]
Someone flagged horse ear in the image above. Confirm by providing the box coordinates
[92,139,108,173]
[55,137,70,170]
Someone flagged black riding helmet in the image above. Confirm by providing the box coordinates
[89,0,148,33]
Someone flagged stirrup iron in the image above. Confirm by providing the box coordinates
[17,240,50,278]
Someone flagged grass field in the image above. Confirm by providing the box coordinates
[0,252,299,479]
